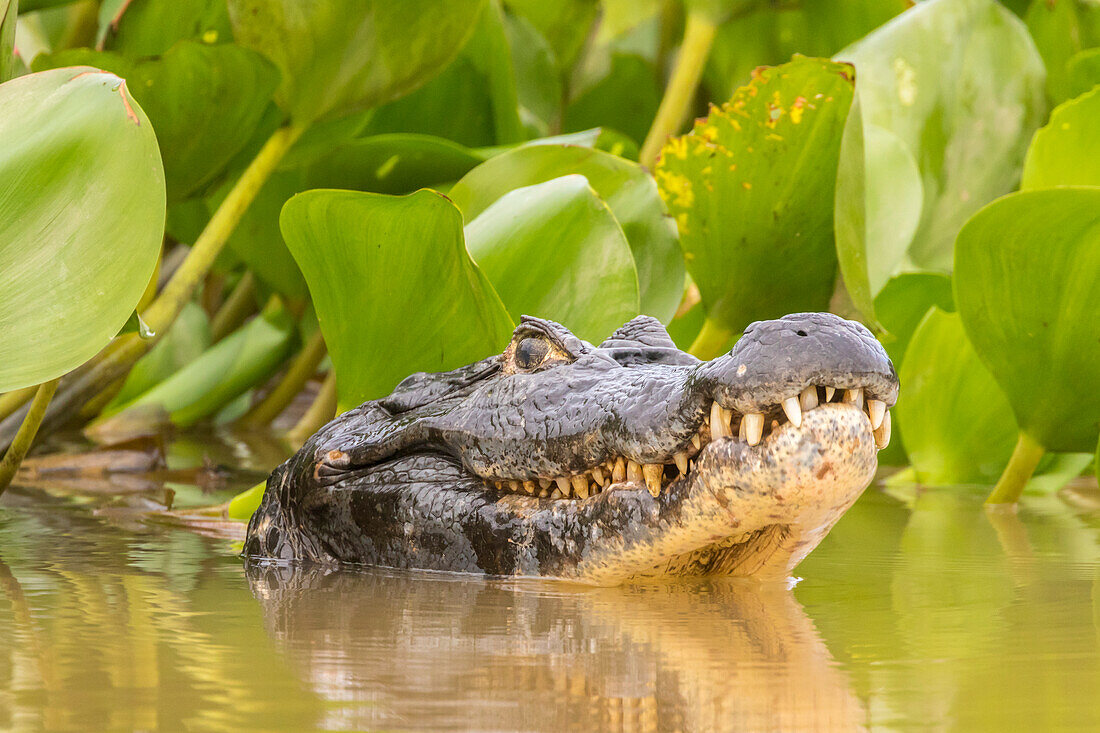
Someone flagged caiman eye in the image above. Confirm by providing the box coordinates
[515,337,550,370]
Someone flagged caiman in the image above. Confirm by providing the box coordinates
[243,312,898,585]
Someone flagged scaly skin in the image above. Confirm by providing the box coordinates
[244,312,898,585]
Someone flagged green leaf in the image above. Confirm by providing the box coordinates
[1,0,16,84]
[361,0,523,147]
[1066,47,1100,98]
[228,481,267,521]
[503,0,597,70]
[563,53,660,146]
[98,0,231,57]
[837,0,1047,272]
[34,42,279,202]
[1020,86,1100,189]
[281,189,514,411]
[1026,0,1081,103]
[105,301,295,427]
[896,308,1019,485]
[0,68,164,392]
[502,9,561,136]
[874,273,954,367]
[465,175,639,343]
[835,91,924,323]
[656,56,855,335]
[107,302,211,409]
[955,187,1100,453]
[449,143,683,322]
[228,0,486,125]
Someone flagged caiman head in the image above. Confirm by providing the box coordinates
[244,312,898,585]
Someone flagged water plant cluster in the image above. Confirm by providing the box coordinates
[0,0,1098,512]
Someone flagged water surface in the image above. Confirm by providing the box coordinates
[1,453,1098,731]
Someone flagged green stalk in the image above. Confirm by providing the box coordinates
[240,330,327,428]
[0,387,36,422]
[689,316,733,360]
[210,271,258,343]
[985,431,1046,505]
[0,379,60,496]
[286,370,337,447]
[0,123,306,448]
[639,9,718,169]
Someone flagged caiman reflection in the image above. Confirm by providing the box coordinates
[244,312,898,584]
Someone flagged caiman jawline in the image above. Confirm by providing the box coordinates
[478,382,891,502]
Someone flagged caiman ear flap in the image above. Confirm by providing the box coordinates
[600,315,677,349]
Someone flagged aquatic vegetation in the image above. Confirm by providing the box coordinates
[0,0,1097,510]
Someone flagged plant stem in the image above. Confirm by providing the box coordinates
[985,431,1046,505]
[689,316,733,360]
[0,387,36,423]
[639,9,718,169]
[240,330,327,428]
[0,123,306,450]
[0,379,60,496]
[210,271,258,343]
[286,371,337,447]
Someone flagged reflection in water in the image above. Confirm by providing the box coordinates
[247,566,865,732]
[2,480,1100,731]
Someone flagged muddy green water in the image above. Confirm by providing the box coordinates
[2,467,1099,731]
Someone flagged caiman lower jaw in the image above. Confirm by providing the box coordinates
[571,403,881,584]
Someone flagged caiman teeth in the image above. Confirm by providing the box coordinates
[492,382,894,501]
[867,399,886,430]
[781,396,802,428]
[743,412,764,446]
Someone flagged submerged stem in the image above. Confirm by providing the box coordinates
[0,379,60,496]
[689,317,734,360]
[985,431,1046,505]
[639,9,718,169]
[241,330,327,428]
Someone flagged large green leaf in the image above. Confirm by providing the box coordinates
[281,189,514,410]
[97,0,231,56]
[0,68,164,392]
[1,0,16,83]
[835,92,924,323]
[837,0,1047,272]
[361,0,522,147]
[563,53,660,147]
[449,143,682,322]
[656,56,855,335]
[955,187,1100,453]
[502,9,560,136]
[1025,0,1082,103]
[503,0,597,70]
[896,308,1019,485]
[104,302,294,427]
[1066,47,1100,98]
[1020,86,1100,189]
[228,0,486,125]
[34,42,279,201]
[465,176,638,343]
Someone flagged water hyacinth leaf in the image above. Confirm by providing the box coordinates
[1,0,16,83]
[563,53,661,146]
[0,68,164,392]
[874,273,954,366]
[1020,86,1100,189]
[503,0,598,70]
[656,56,855,336]
[281,189,514,411]
[837,0,1046,272]
[955,187,1100,453]
[228,0,486,125]
[450,144,681,322]
[465,175,639,344]
[97,0,231,56]
[896,309,1019,485]
[1066,47,1100,98]
[503,10,561,136]
[34,42,279,201]
[362,1,523,147]
[835,94,924,323]
[1025,0,1081,103]
[104,302,295,428]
